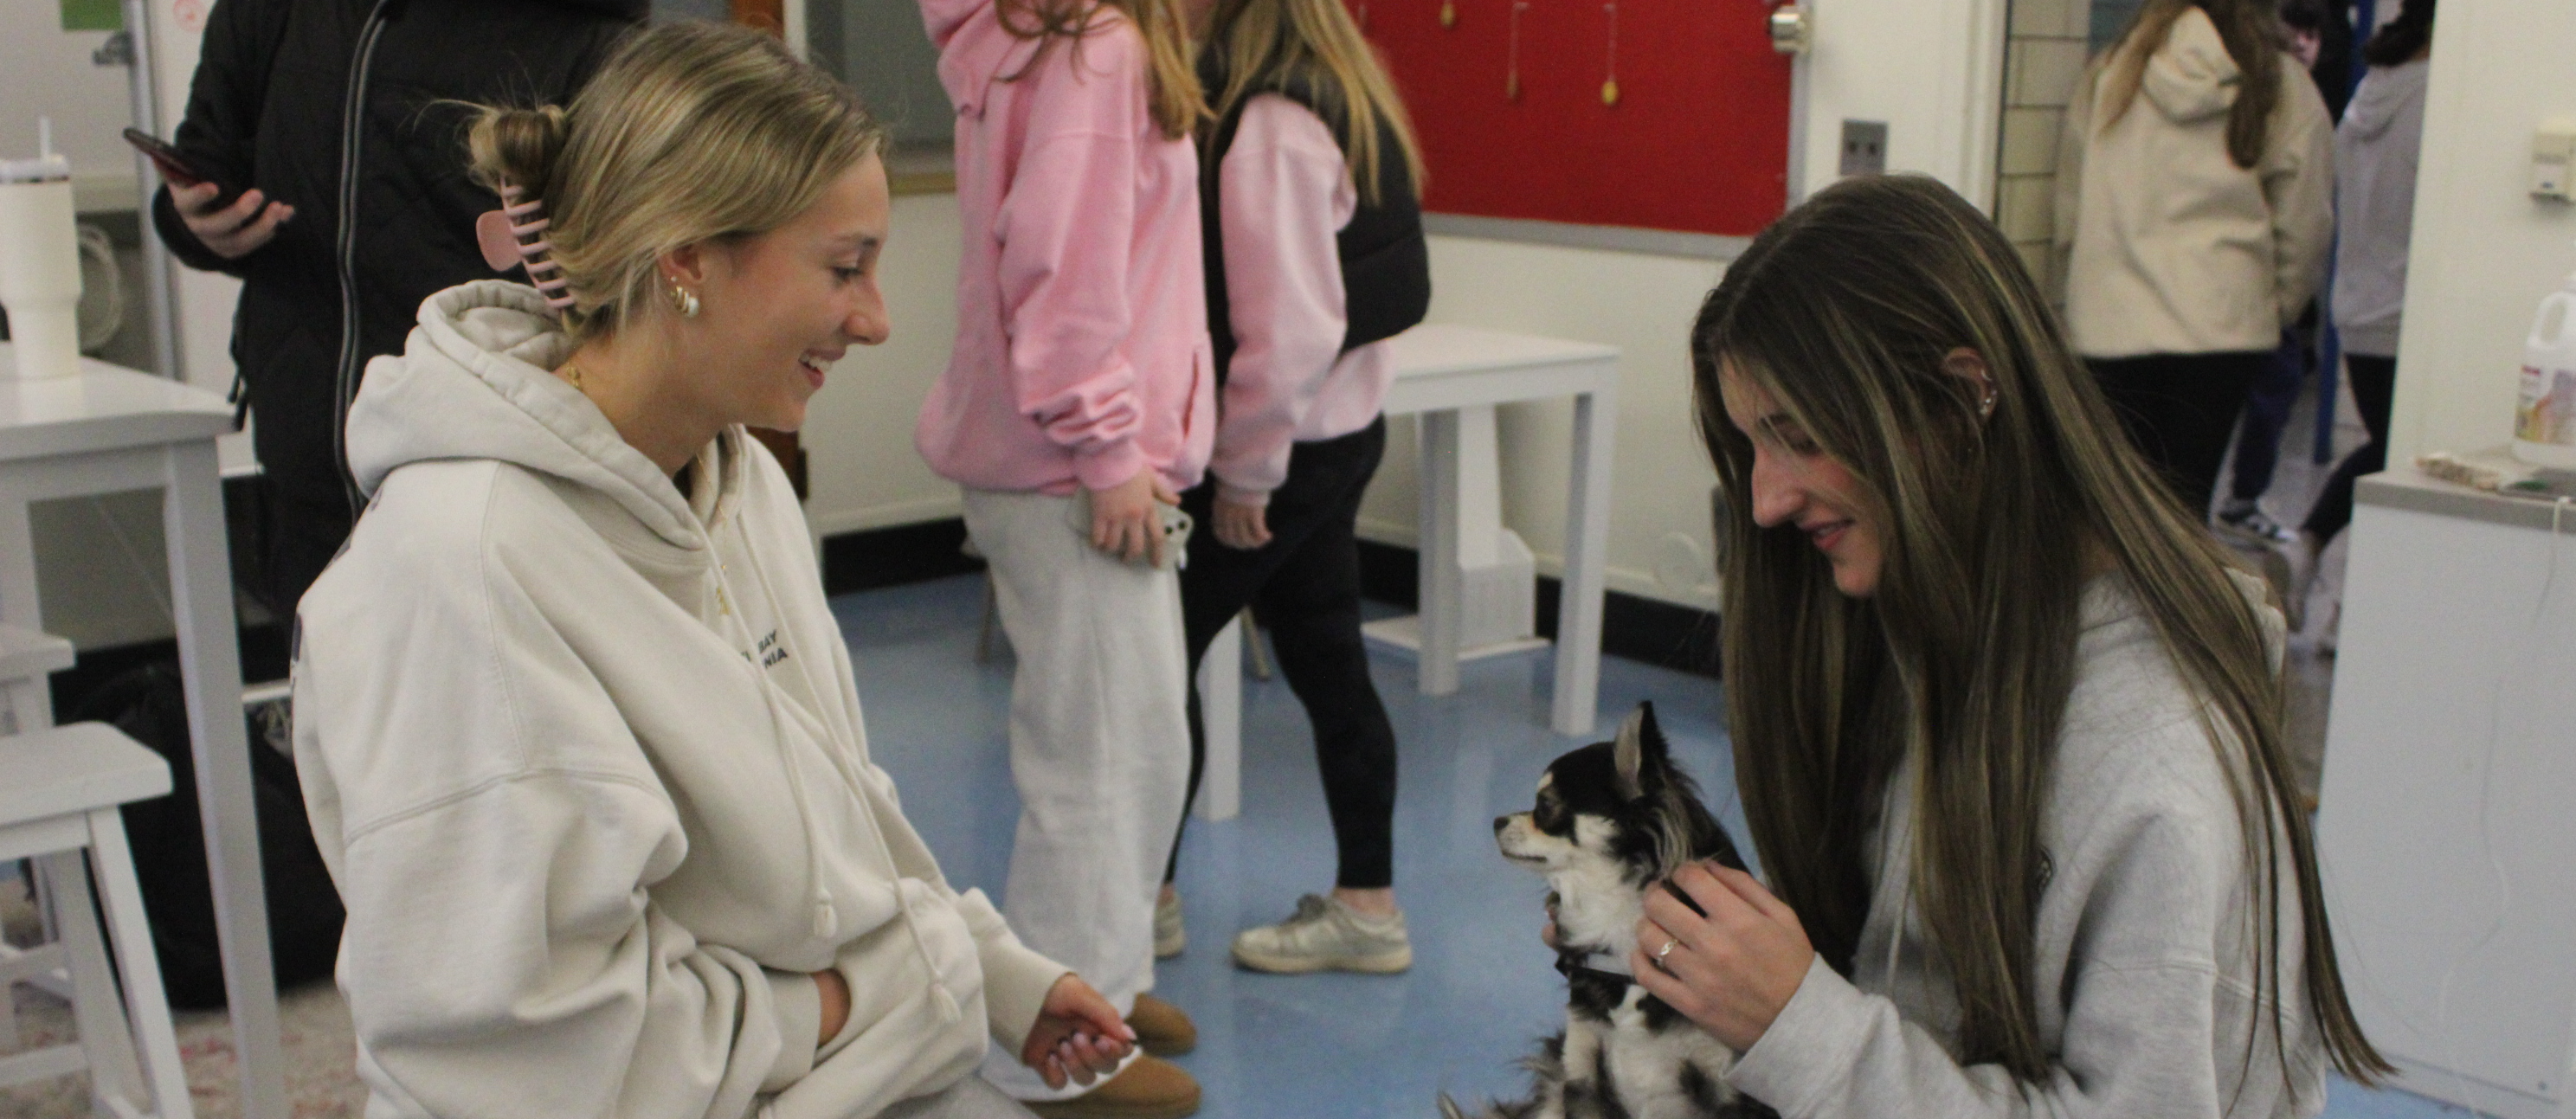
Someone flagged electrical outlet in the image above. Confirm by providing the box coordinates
[1839,120,1888,177]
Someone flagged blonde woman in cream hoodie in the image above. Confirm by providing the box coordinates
[290,23,1132,1119]
[2055,0,2334,516]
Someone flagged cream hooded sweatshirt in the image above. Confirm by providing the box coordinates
[291,281,1067,1119]
[2055,9,2334,359]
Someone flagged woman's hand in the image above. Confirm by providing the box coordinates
[1632,861,1815,1052]
[1088,470,1182,566]
[169,182,292,260]
[814,968,850,1046]
[1211,495,1272,550]
[1021,974,1136,1090]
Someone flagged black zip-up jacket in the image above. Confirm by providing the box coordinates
[152,0,644,515]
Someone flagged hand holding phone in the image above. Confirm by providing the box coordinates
[125,130,292,260]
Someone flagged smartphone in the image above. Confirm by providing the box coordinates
[122,128,244,209]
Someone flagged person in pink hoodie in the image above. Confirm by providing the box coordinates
[913,0,1212,1114]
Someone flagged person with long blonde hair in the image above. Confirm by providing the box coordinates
[913,0,1214,1110]
[2054,0,2334,517]
[1626,175,2388,1116]
[292,22,1137,1119]
[1154,0,1431,976]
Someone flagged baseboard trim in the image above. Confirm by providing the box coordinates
[821,518,984,595]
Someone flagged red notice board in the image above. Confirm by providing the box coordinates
[1357,0,1792,236]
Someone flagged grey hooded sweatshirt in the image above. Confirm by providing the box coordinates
[2329,60,2430,360]
[1725,573,2328,1118]
[292,281,1068,1119]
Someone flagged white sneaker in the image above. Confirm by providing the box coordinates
[1155,890,1185,959]
[2215,500,2299,546]
[1230,894,1412,974]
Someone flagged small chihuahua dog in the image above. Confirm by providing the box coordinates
[1443,703,1774,1119]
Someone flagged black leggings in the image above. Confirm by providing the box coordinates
[2090,350,2274,515]
[1167,418,1398,890]
[2301,354,2399,544]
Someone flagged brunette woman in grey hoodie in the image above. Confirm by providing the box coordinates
[1631,176,2389,1118]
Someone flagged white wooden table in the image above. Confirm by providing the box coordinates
[1195,324,1620,820]
[0,346,287,1119]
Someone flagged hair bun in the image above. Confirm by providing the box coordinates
[466,104,571,198]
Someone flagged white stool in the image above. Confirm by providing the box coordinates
[1,621,78,1006]
[0,621,73,736]
[0,723,194,1119]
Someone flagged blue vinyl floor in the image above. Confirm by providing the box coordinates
[832,573,2468,1119]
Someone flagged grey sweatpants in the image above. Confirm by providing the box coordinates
[961,489,1188,1100]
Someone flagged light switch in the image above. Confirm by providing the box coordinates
[2534,121,2576,202]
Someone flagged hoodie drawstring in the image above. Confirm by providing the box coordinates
[718,479,961,1024]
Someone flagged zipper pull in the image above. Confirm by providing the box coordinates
[813,898,838,941]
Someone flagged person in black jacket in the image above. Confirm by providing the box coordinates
[153,0,645,618]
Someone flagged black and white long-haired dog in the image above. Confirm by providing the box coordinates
[1444,703,1774,1119]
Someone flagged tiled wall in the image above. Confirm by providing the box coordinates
[1993,0,2096,298]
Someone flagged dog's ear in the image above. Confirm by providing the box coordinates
[1613,703,1668,801]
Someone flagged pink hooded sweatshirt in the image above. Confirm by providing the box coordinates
[914,0,1215,496]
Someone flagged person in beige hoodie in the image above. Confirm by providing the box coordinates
[2055,0,2334,516]
[293,25,1136,1119]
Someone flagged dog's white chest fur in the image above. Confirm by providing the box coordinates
[1557,993,1742,1119]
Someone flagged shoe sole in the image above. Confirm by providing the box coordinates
[1154,933,1185,960]
[1228,943,1413,974]
[1027,1091,1201,1119]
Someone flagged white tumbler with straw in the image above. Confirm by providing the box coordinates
[0,119,83,380]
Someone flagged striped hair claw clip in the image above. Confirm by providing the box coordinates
[473,182,576,312]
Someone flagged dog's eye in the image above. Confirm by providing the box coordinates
[1534,795,1568,834]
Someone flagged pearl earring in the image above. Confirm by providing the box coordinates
[669,280,700,318]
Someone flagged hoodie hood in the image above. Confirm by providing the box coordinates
[2338,57,2427,144]
[2140,7,2242,124]
[345,280,722,552]
[924,0,1047,117]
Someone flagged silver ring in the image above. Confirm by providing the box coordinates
[1656,938,1678,963]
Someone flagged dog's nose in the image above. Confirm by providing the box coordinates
[1492,815,1510,834]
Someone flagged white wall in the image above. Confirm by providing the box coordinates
[2385,2,2576,463]
[1792,0,2009,207]
[804,191,969,536]
[0,7,134,182]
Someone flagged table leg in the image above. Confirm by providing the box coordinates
[1416,409,1463,695]
[1551,389,1615,736]
[0,498,55,731]
[1194,615,1242,821]
[159,441,286,1119]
